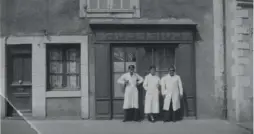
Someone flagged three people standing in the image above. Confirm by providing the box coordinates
[117,65,183,123]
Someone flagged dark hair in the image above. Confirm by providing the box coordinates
[149,65,156,70]
[128,65,135,69]
[169,65,175,70]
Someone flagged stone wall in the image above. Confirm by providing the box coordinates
[226,0,253,123]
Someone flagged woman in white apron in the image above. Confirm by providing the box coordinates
[143,65,160,122]
[117,65,143,122]
[160,65,183,122]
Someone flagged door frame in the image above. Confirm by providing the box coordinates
[6,44,32,116]
[109,43,179,119]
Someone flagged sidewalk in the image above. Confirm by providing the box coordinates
[1,119,253,134]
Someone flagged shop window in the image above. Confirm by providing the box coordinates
[47,44,81,91]
[80,0,140,18]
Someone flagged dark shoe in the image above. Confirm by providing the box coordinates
[163,120,170,123]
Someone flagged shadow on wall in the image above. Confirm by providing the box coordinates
[1,95,39,134]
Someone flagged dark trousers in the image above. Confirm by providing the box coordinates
[123,108,140,121]
[163,100,182,122]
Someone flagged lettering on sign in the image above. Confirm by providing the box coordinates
[95,31,193,41]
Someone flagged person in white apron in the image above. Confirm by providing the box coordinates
[143,65,160,122]
[160,65,183,122]
[117,65,143,122]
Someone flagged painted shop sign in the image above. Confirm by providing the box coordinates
[95,31,193,41]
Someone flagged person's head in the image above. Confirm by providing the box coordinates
[169,65,176,76]
[149,65,156,75]
[128,65,135,74]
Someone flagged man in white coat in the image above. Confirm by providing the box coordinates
[160,65,183,122]
[117,65,144,122]
[143,65,160,123]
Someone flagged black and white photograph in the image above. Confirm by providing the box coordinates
[0,0,253,133]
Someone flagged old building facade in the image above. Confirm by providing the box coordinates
[0,0,252,126]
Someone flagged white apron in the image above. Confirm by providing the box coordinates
[143,74,160,114]
[160,74,183,111]
[117,73,143,109]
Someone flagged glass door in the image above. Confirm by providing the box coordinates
[111,45,175,119]
[137,47,175,119]
[112,47,137,118]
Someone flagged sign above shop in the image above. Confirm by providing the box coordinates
[94,31,193,42]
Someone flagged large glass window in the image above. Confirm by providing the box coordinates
[112,47,137,98]
[47,44,81,91]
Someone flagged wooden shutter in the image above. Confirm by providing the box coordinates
[175,44,196,117]
[94,44,111,119]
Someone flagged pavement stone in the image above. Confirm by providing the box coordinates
[1,119,253,134]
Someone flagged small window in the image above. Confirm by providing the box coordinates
[47,44,81,91]
[80,0,140,18]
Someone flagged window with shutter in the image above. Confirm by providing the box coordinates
[80,0,140,18]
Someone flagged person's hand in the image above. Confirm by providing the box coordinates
[124,80,129,85]
[162,95,166,99]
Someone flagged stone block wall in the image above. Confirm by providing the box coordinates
[229,0,253,122]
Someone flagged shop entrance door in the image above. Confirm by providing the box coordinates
[111,44,175,119]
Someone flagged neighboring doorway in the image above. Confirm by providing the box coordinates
[6,45,32,117]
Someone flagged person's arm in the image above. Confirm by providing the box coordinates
[117,74,126,85]
[136,74,144,84]
[178,76,183,96]
[142,76,148,90]
[160,77,166,96]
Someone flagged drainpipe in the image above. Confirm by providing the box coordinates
[222,0,228,120]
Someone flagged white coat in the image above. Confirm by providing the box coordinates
[117,73,143,109]
[160,74,183,111]
[143,74,160,114]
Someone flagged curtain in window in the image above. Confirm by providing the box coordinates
[49,49,63,89]
[66,49,80,89]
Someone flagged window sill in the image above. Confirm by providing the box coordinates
[80,9,140,18]
[46,90,81,98]
[86,9,135,13]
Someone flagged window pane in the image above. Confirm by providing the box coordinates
[50,75,63,88]
[114,62,125,72]
[154,48,174,71]
[99,0,108,9]
[122,0,130,9]
[113,48,125,62]
[66,49,79,61]
[66,76,80,89]
[50,61,63,73]
[50,50,62,60]
[126,48,136,62]
[114,73,125,98]
[112,0,121,9]
[89,0,98,9]
[66,61,79,73]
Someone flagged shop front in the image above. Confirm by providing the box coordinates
[88,19,197,120]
